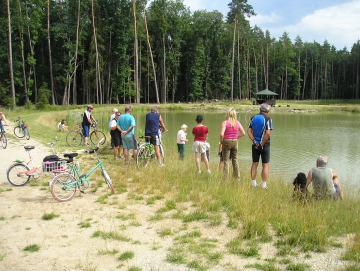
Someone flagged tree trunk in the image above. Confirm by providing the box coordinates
[143,7,159,103]
[91,0,102,104]
[7,0,16,106]
[47,0,55,105]
[72,0,81,105]
[230,16,236,103]
[17,0,28,103]
[133,0,139,103]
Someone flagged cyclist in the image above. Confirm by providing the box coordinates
[0,111,9,138]
[82,105,96,146]
[145,106,166,167]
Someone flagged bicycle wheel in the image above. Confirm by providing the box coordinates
[90,130,106,145]
[102,169,115,194]
[1,133,7,149]
[7,163,31,186]
[137,144,151,167]
[14,126,25,138]
[66,130,83,147]
[50,173,77,202]
[24,128,30,140]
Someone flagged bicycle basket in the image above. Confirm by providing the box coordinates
[42,155,66,172]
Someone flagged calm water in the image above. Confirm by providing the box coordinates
[132,110,360,189]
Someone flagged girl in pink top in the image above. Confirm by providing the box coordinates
[220,108,245,180]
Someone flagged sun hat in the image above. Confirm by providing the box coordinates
[181,124,188,129]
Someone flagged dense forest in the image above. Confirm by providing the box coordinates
[1,0,360,107]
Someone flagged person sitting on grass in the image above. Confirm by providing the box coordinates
[57,119,68,131]
[305,155,344,200]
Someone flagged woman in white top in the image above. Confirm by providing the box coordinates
[177,124,188,160]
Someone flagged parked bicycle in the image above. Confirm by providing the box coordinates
[66,121,106,147]
[136,135,165,167]
[49,139,115,202]
[6,139,67,186]
[13,117,30,140]
[1,128,7,149]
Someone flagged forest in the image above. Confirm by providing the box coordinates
[1,0,360,107]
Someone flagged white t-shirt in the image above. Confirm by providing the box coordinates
[108,113,116,131]
[177,129,187,144]
[57,122,63,130]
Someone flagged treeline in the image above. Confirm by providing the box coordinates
[1,0,360,107]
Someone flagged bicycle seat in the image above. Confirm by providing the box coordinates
[24,146,35,151]
[64,153,78,159]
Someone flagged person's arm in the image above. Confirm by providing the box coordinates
[332,169,344,200]
[260,130,271,147]
[237,121,245,139]
[305,170,312,189]
[159,115,166,132]
[247,127,254,141]
[3,114,8,125]
[220,121,226,142]
[180,131,188,142]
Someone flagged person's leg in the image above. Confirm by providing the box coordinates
[177,144,182,159]
[222,140,231,180]
[231,141,240,179]
[251,147,260,187]
[113,146,119,159]
[179,144,185,160]
[202,152,210,172]
[84,125,90,145]
[260,146,270,188]
[195,152,201,172]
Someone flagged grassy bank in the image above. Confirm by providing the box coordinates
[2,105,360,270]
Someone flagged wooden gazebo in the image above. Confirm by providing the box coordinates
[254,88,278,106]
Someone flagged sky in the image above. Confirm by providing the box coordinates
[181,0,360,50]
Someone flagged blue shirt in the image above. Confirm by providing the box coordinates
[117,113,136,135]
[145,112,160,135]
[248,113,273,146]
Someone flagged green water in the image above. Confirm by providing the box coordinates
[130,110,360,188]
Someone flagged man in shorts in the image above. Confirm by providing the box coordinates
[247,103,273,189]
[117,106,137,165]
[145,106,166,167]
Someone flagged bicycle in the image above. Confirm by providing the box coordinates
[13,117,30,140]
[6,142,68,186]
[66,121,106,147]
[49,138,115,202]
[1,128,7,149]
[136,135,165,167]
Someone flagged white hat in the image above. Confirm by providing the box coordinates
[181,124,188,129]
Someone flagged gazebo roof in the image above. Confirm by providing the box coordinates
[254,89,278,96]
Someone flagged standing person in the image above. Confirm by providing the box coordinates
[192,115,211,174]
[117,106,137,165]
[145,106,166,167]
[57,119,68,131]
[305,155,344,200]
[220,108,246,180]
[109,108,118,149]
[82,105,96,146]
[0,111,9,134]
[110,111,123,160]
[177,124,188,160]
[247,103,273,189]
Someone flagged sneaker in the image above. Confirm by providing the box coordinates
[117,155,124,159]
[197,171,201,174]
[159,164,165,167]
[207,169,211,174]
[114,157,119,160]
[262,185,269,190]
[84,143,90,146]
[251,183,258,188]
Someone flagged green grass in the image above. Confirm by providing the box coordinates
[118,251,135,261]
[92,230,131,242]
[41,213,59,220]
[23,244,40,252]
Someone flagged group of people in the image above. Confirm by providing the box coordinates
[108,105,166,166]
[78,103,343,201]
[175,103,343,201]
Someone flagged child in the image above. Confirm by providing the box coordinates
[57,119,68,131]
[177,124,188,160]
[192,115,211,174]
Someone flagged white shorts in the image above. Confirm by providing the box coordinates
[192,141,207,153]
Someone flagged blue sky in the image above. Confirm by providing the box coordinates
[181,0,360,50]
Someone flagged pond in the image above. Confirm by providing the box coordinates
[130,109,360,190]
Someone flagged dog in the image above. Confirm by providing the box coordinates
[292,172,308,201]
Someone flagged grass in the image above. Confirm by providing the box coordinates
[3,104,360,270]
[41,213,59,220]
[23,244,40,252]
[118,251,135,261]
